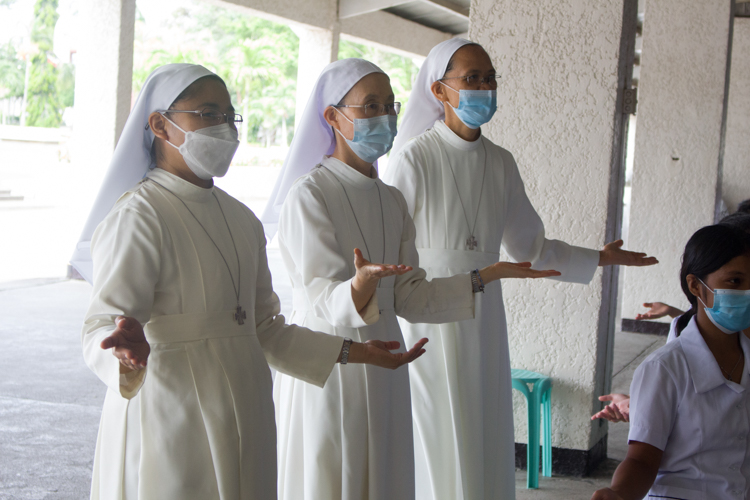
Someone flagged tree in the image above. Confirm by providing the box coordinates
[26,0,60,128]
[0,42,26,99]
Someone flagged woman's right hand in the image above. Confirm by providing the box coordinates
[100,316,150,371]
[591,393,630,422]
[479,261,561,284]
[346,338,429,369]
[351,248,413,312]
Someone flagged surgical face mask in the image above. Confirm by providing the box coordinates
[335,109,398,164]
[440,82,497,129]
[698,278,750,334]
[161,114,240,180]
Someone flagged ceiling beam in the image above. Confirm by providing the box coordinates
[339,0,469,21]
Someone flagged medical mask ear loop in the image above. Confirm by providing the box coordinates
[438,81,461,112]
[333,108,356,143]
[698,278,738,335]
[160,113,190,152]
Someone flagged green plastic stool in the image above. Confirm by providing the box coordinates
[511,369,552,489]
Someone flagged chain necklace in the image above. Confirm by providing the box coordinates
[322,165,386,288]
[148,178,246,325]
[439,138,488,251]
[720,351,744,381]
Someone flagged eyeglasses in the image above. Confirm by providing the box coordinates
[160,108,244,125]
[333,102,402,117]
[440,74,501,88]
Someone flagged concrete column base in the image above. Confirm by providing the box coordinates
[515,434,608,477]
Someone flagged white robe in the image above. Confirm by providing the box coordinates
[383,120,600,500]
[82,168,344,500]
[274,156,476,500]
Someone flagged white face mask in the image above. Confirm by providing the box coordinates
[161,113,240,180]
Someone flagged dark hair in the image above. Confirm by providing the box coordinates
[443,43,483,77]
[738,199,750,214]
[675,224,750,335]
[150,74,227,165]
[720,211,750,233]
[168,74,226,110]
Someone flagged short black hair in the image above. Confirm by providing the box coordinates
[737,198,750,214]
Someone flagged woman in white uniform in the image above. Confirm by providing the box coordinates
[73,63,427,500]
[261,58,559,500]
[592,223,750,500]
[383,38,658,500]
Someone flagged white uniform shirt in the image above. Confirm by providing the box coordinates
[629,316,750,499]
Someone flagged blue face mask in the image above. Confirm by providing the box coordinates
[335,110,398,164]
[698,279,750,334]
[440,82,497,129]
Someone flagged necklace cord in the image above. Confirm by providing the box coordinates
[148,178,241,305]
[440,138,488,241]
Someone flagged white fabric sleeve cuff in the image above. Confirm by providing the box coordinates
[318,277,379,329]
[628,423,668,451]
[556,246,599,285]
[119,366,147,399]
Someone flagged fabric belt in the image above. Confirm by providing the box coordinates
[417,248,500,272]
[293,287,395,313]
[144,310,254,344]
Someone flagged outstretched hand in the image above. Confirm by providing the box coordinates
[591,393,630,423]
[591,488,625,500]
[347,337,429,370]
[351,248,413,313]
[635,302,684,321]
[100,316,150,371]
[599,240,658,267]
[353,248,412,283]
[479,261,561,284]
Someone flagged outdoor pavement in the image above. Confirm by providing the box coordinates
[0,253,667,499]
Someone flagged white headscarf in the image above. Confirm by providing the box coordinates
[390,37,475,156]
[70,63,216,283]
[260,58,385,237]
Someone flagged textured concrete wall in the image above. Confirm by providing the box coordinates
[621,0,731,321]
[471,1,628,451]
[73,0,135,167]
[723,18,750,214]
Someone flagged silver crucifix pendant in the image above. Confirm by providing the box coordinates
[234,305,247,325]
[466,235,478,250]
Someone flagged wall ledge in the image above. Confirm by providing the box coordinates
[515,434,608,477]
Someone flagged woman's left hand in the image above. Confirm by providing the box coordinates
[599,240,658,267]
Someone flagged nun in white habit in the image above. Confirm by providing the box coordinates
[383,39,658,500]
[262,58,557,500]
[73,63,427,500]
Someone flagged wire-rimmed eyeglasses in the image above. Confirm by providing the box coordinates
[440,74,501,88]
[159,108,244,126]
[333,102,402,117]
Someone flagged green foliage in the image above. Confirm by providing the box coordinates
[0,42,26,99]
[26,0,61,127]
[57,62,75,108]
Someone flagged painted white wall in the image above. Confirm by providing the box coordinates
[621,0,732,321]
[72,0,135,170]
[471,0,628,451]
[723,18,750,214]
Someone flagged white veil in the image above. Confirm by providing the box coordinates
[390,37,474,156]
[260,58,385,238]
[70,63,216,283]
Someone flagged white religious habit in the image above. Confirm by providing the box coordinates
[383,120,600,500]
[274,156,477,500]
[82,168,344,500]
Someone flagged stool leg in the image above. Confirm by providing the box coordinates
[526,389,541,489]
[542,387,552,477]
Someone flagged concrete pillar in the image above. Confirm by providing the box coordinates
[72,0,136,170]
[470,0,637,474]
[621,0,733,322]
[290,24,340,129]
[723,17,750,213]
